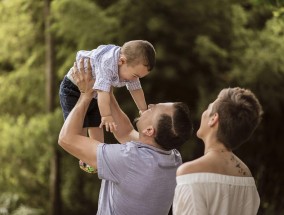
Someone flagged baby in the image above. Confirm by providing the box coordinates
[59,40,156,173]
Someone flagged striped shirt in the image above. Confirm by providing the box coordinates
[97,141,182,215]
[67,45,142,93]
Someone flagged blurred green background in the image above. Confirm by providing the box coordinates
[0,0,284,214]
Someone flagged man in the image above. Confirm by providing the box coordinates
[58,59,193,215]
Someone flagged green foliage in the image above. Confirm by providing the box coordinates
[0,66,45,117]
[0,193,44,215]
[228,12,284,115]
[60,157,100,214]
[0,109,63,213]
[254,0,284,7]
[1,0,284,214]
[0,0,44,71]
[51,0,119,78]
[52,0,117,46]
[0,0,47,117]
[230,15,284,213]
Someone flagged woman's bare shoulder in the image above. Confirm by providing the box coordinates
[177,156,210,176]
[177,153,253,177]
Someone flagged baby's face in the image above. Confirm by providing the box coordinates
[119,63,149,82]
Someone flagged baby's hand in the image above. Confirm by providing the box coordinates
[100,115,117,132]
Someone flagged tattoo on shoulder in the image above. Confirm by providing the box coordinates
[232,155,247,176]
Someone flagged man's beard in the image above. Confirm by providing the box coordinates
[133,117,139,130]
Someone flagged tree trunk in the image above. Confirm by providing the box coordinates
[44,0,61,214]
[44,0,55,111]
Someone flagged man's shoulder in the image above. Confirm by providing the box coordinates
[99,142,137,153]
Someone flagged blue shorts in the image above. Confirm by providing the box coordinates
[59,76,101,128]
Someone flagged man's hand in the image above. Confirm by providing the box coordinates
[71,58,95,97]
[58,58,100,170]
[100,115,117,133]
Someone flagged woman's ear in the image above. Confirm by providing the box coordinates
[208,113,219,127]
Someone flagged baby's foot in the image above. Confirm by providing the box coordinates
[79,160,97,174]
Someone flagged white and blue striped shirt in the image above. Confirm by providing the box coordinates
[67,45,142,93]
[97,141,182,215]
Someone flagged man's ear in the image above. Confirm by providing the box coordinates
[142,126,155,137]
[118,55,127,65]
[208,113,219,127]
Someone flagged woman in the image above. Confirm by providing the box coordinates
[173,87,263,215]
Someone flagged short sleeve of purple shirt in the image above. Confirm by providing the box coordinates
[97,143,133,183]
[96,141,183,215]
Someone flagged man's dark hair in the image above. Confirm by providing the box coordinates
[154,102,193,150]
[211,87,263,150]
[121,40,156,71]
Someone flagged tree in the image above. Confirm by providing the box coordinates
[44,0,61,214]
[1,0,284,214]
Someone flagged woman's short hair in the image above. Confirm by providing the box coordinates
[211,87,263,150]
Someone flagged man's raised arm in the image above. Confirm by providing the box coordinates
[58,59,99,169]
[109,91,139,143]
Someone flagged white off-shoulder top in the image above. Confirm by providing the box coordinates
[173,173,260,215]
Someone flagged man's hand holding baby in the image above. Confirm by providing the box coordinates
[71,58,95,98]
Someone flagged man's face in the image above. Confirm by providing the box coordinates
[134,103,175,132]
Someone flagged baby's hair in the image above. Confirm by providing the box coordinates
[121,40,156,71]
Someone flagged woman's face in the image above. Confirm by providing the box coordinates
[196,101,214,139]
